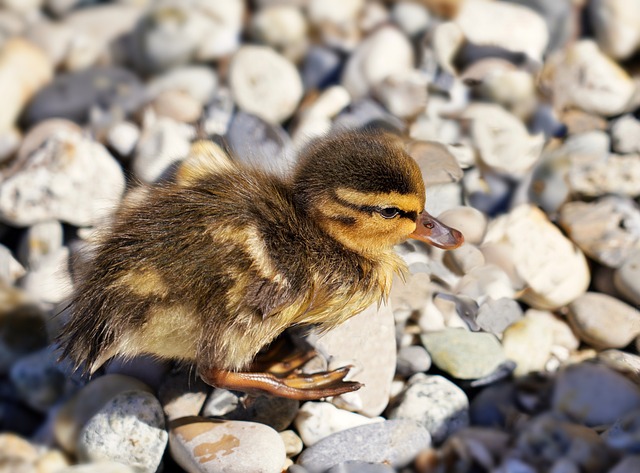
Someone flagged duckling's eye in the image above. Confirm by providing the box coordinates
[379,207,400,219]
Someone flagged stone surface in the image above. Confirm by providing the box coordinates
[294,401,383,447]
[568,154,640,198]
[313,303,396,416]
[229,45,303,124]
[553,363,640,426]
[297,419,431,473]
[250,5,308,62]
[502,312,555,376]
[567,292,640,350]
[169,417,286,473]
[474,297,523,335]
[158,368,209,422]
[421,329,506,380]
[484,204,590,309]
[0,297,47,374]
[396,345,432,377]
[611,115,640,154]
[0,127,125,227]
[77,390,168,473]
[615,250,640,306]
[589,0,640,60]
[387,374,468,444]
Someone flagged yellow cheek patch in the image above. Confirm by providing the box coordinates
[335,188,423,213]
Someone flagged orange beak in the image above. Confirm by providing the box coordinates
[409,210,464,250]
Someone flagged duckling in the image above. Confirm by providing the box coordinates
[59,130,463,400]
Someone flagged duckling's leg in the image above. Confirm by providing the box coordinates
[250,332,318,376]
[200,366,363,401]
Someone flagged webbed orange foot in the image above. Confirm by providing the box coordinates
[199,366,362,401]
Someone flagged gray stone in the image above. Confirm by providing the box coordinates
[567,292,640,350]
[327,461,395,473]
[301,46,343,91]
[297,419,431,473]
[387,374,469,444]
[552,363,640,426]
[158,367,209,422]
[396,345,431,377]
[469,382,516,427]
[0,299,47,375]
[169,417,286,473]
[77,390,168,473]
[609,456,640,473]
[475,297,523,335]
[421,328,506,380]
[603,409,640,453]
[615,250,640,306]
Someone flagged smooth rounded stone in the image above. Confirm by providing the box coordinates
[133,0,244,72]
[250,5,308,62]
[387,373,468,444]
[611,115,640,155]
[225,111,293,177]
[297,419,431,472]
[9,345,69,413]
[0,243,25,284]
[567,292,640,350]
[600,350,640,383]
[474,297,524,335]
[333,98,406,134]
[463,103,544,177]
[514,413,617,472]
[407,141,463,187]
[21,245,73,305]
[54,374,153,455]
[0,433,69,473]
[294,401,383,447]
[502,312,554,376]
[56,462,137,473]
[158,368,209,422]
[392,1,431,37]
[443,244,485,275]
[23,67,145,126]
[313,303,396,417]
[469,382,517,427]
[327,461,395,473]
[455,0,548,62]
[529,309,579,352]
[484,204,590,310]
[169,417,286,473]
[558,196,640,268]
[147,65,217,106]
[603,409,640,453]
[589,0,640,60]
[341,26,414,101]
[301,46,343,91]
[0,37,53,132]
[424,182,463,218]
[308,0,363,51]
[0,127,20,163]
[543,40,636,117]
[504,0,574,52]
[568,154,640,198]
[18,220,63,271]
[359,1,388,33]
[396,345,432,377]
[615,251,640,306]
[107,121,140,158]
[527,147,572,215]
[455,264,516,303]
[280,430,303,457]
[133,114,193,183]
[202,390,298,432]
[0,127,125,227]
[553,363,640,426]
[375,70,429,119]
[437,207,487,246]
[77,390,167,472]
[388,272,438,324]
[229,45,303,124]
[104,355,170,392]
[421,328,506,380]
[609,456,640,473]
[292,85,351,148]
[149,89,202,123]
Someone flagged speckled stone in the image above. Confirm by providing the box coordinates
[297,419,431,473]
[421,329,506,380]
[77,390,168,473]
[387,374,469,444]
[169,417,286,473]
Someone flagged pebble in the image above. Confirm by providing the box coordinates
[20,245,73,305]
[463,103,545,176]
[0,297,47,374]
[169,417,286,473]
[25,20,73,67]
[54,374,153,454]
[391,1,431,38]
[301,46,343,91]
[455,0,549,62]
[437,207,488,246]
[106,121,140,158]
[77,390,168,473]
[567,292,640,350]
[313,303,396,417]
[158,368,209,422]
[455,264,516,303]
[552,363,640,426]
[614,250,640,306]
[589,0,640,60]
[543,40,636,117]
[307,0,364,51]
[280,429,303,457]
[502,312,554,376]
[149,89,202,123]
[341,26,414,101]
[603,409,640,453]
[469,382,517,427]
[202,390,299,432]
[389,272,438,324]
[421,328,506,380]
[56,462,137,473]
[147,65,218,106]
[23,66,145,126]
[611,114,640,154]
[483,204,590,310]
[0,37,53,132]
[408,140,463,187]
[609,456,640,473]
[0,127,20,163]
[292,85,351,148]
[294,401,383,447]
[568,154,640,198]
[387,374,469,444]
[396,345,432,377]
[0,432,69,473]
[229,45,303,124]
[250,5,309,62]
[0,127,126,227]
[375,70,429,119]
[443,244,485,275]
[475,297,523,334]
[297,419,431,473]
[558,196,640,268]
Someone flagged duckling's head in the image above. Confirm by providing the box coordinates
[293,130,464,255]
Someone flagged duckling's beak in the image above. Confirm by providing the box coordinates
[410,210,464,250]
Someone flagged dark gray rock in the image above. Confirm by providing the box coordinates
[301,46,343,90]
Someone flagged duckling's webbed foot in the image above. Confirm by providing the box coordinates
[199,365,362,401]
